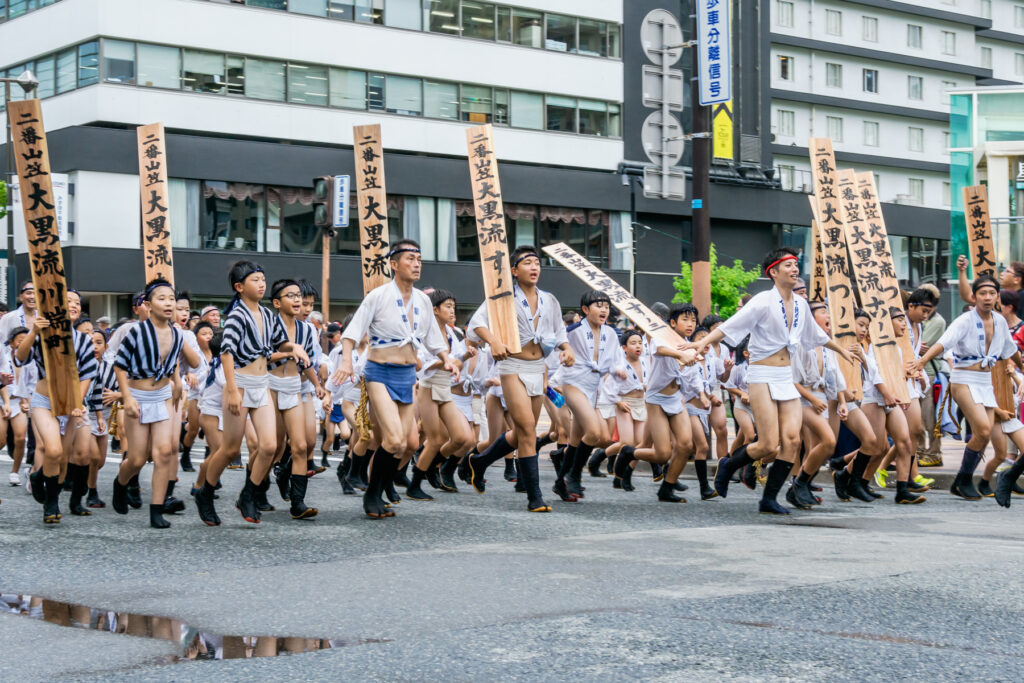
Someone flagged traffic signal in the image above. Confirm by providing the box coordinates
[312,176,335,235]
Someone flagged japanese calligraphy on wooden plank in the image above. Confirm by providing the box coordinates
[962,185,996,278]
[853,172,917,365]
[837,169,909,404]
[136,123,174,286]
[352,124,392,295]
[808,198,826,303]
[466,124,521,354]
[808,138,861,399]
[542,242,687,357]
[8,99,81,415]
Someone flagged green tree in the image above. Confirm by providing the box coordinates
[672,244,761,317]
[0,181,6,221]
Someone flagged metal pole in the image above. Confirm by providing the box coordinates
[5,81,14,307]
[690,1,712,318]
[629,177,638,295]
[321,233,330,323]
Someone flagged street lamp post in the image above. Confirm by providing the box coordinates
[2,69,39,305]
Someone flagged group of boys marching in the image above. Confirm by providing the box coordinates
[2,241,1023,528]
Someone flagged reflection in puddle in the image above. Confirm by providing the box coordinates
[1,594,388,661]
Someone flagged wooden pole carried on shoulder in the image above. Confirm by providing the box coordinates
[8,99,81,415]
[353,124,392,296]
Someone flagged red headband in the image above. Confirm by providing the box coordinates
[766,254,797,274]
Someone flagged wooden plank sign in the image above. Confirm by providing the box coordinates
[136,123,174,286]
[962,185,997,278]
[836,170,909,403]
[352,124,392,295]
[465,124,521,354]
[954,184,1014,410]
[542,242,687,353]
[7,99,81,415]
[808,138,862,399]
[809,213,825,303]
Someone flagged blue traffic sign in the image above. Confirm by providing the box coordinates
[333,175,350,228]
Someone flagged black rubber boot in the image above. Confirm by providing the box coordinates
[43,474,62,524]
[67,463,91,516]
[657,480,686,503]
[978,478,995,497]
[180,444,195,472]
[235,476,260,524]
[695,460,717,500]
[519,456,551,512]
[195,481,221,526]
[426,458,443,489]
[338,462,356,495]
[759,461,792,514]
[383,477,402,504]
[112,476,130,514]
[469,434,515,494]
[320,450,330,468]
[253,475,275,512]
[126,473,143,509]
[163,480,187,514]
[995,455,1024,508]
[554,445,577,501]
[714,445,753,499]
[606,451,617,475]
[348,453,367,490]
[503,457,517,482]
[289,474,318,519]
[651,462,664,482]
[513,458,526,493]
[439,456,459,492]
[535,433,554,451]
[847,451,875,502]
[87,487,106,509]
[393,458,412,488]
[587,448,608,477]
[833,469,851,501]
[406,467,435,501]
[457,451,474,483]
[276,454,292,501]
[363,449,396,519]
[895,480,926,504]
[613,445,636,491]
[741,463,757,490]
[791,473,818,508]
[150,503,171,529]
[29,468,46,504]
[951,447,983,500]
[567,442,593,499]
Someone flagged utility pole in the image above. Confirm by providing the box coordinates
[690,0,712,319]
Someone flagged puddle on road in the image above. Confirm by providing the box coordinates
[1,593,389,662]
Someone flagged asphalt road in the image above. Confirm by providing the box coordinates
[1,457,1022,682]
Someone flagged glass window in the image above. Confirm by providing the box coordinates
[943,131,950,149]
[385,0,419,29]
[56,48,76,93]
[778,55,793,80]
[288,63,328,105]
[330,67,366,108]
[328,0,354,20]
[1017,53,1024,77]
[776,0,793,28]
[367,72,385,110]
[496,6,511,41]
[862,68,877,93]
[826,62,842,88]
[863,120,879,147]
[980,0,991,19]
[1016,5,1024,27]
[778,164,795,191]
[862,16,877,41]
[908,178,924,203]
[494,88,509,124]
[825,9,841,35]
[826,115,843,142]
[460,84,492,122]
[980,46,992,68]
[200,181,265,252]
[78,41,99,86]
[424,80,458,119]
[608,103,621,136]
[546,95,576,132]
[355,0,383,23]
[462,1,494,40]
[183,50,224,93]
[942,31,956,55]
[512,8,543,48]
[245,58,285,101]
[778,109,795,136]
[607,23,621,58]
[942,181,951,207]
[907,75,923,100]
[385,74,422,115]
[425,0,459,35]
[907,24,921,49]
[103,40,135,84]
[8,0,25,18]
[289,0,326,16]
[546,14,576,52]
[35,55,55,99]
[577,19,607,56]
[247,0,286,8]
[138,44,181,89]
[578,99,607,136]
[226,55,244,95]
[510,91,542,129]
[908,126,924,152]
